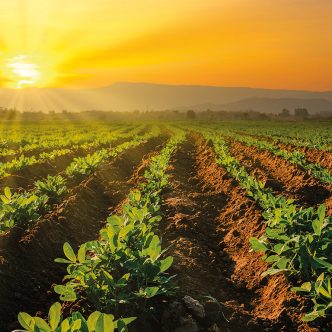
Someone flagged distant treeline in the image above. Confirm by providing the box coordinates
[0,107,331,122]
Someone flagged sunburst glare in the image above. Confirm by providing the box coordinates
[6,55,40,89]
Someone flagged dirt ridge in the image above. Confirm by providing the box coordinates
[159,134,314,331]
[227,139,332,213]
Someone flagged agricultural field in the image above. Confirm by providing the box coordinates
[0,120,331,332]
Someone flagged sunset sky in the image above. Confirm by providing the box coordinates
[0,0,331,90]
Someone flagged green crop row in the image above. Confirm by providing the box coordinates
[238,126,332,152]
[0,125,141,179]
[0,149,71,178]
[190,121,332,152]
[16,130,185,332]
[0,128,159,234]
[224,131,332,183]
[261,132,332,152]
[0,123,126,153]
[65,126,158,178]
[201,129,332,322]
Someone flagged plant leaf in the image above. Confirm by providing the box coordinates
[48,302,61,330]
[249,237,268,252]
[95,313,114,332]
[63,242,76,262]
[18,312,35,331]
[160,256,173,272]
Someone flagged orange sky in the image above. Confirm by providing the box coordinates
[0,0,332,90]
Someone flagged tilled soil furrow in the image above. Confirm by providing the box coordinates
[237,131,332,169]
[194,135,315,332]
[275,142,332,173]
[227,140,286,194]
[228,140,332,211]
[0,135,166,331]
[236,131,332,174]
[160,135,313,332]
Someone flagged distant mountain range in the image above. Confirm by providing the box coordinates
[1,82,332,113]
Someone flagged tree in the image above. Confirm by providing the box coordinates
[294,108,309,118]
[280,108,290,117]
[186,110,196,119]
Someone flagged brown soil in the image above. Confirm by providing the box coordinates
[236,132,332,173]
[227,139,332,213]
[0,136,166,331]
[276,143,332,173]
[159,135,315,332]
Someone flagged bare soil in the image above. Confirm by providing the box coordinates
[0,132,330,332]
[276,143,332,173]
[0,136,166,331]
[236,132,332,173]
[159,134,316,332]
[227,139,332,214]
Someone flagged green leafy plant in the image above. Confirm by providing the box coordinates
[0,187,48,233]
[200,129,332,321]
[292,273,332,322]
[53,132,184,320]
[66,151,107,177]
[35,175,67,202]
[17,302,135,332]
[65,127,161,178]
[224,131,332,183]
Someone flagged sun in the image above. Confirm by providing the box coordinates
[5,55,41,89]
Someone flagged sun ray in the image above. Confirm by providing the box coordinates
[1,1,332,90]
[6,55,40,89]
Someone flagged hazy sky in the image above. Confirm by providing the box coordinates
[0,0,331,90]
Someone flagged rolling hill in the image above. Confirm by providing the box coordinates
[1,82,332,113]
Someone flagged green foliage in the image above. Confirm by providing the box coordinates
[35,175,67,201]
[202,130,332,322]
[224,131,332,183]
[0,155,37,177]
[54,133,184,313]
[0,126,156,232]
[0,124,140,180]
[39,149,72,161]
[292,273,332,322]
[17,302,135,332]
[66,151,107,177]
[65,127,161,178]
[0,187,48,233]
[16,130,184,329]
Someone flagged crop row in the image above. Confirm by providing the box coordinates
[235,126,332,152]
[0,124,123,157]
[196,121,332,152]
[0,125,142,179]
[258,131,332,152]
[0,127,160,234]
[223,131,332,183]
[200,129,331,322]
[16,130,185,332]
[0,124,139,160]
